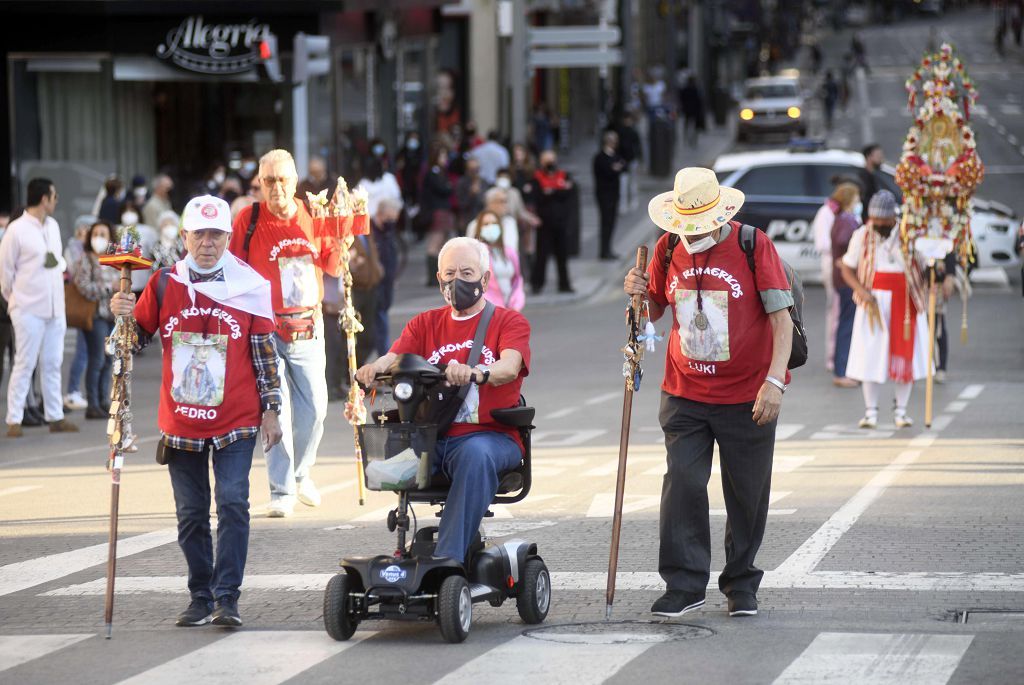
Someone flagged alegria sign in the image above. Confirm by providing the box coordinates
[157,16,274,75]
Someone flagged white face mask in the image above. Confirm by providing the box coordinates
[121,211,139,226]
[852,202,863,217]
[495,177,512,190]
[161,225,179,243]
[682,233,718,254]
[479,222,502,244]
[91,236,110,254]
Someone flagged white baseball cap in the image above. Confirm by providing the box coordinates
[181,195,232,233]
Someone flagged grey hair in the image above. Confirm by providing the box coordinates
[157,210,180,228]
[438,236,490,273]
[258,149,298,177]
[484,187,508,205]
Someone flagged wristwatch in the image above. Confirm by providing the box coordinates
[263,401,282,414]
[764,376,787,394]
[475,365,491,385]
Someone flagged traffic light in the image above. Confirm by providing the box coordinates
[293,32,331,84]
[258,35,283,82]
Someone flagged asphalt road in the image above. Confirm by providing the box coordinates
[2,7,1024,685]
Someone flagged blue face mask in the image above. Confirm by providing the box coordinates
[185,250,230,275]
[852,202,864,217]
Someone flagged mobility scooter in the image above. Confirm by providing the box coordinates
[322,353,551,643]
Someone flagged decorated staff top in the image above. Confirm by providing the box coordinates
[98,224,153,271]
[895,42,984,264]
[307,177,370,239]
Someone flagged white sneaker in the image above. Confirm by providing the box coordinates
[894,412,914,429]
[934,370,947,384]
[267,497,295,518]
[297,479,321,507]
[858,412,878,429]
[63,392,87,410]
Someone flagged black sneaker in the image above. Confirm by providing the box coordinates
[727,592,758,617]
[211,598,242,627]
[651,590,706,617]
[175,599,213,627]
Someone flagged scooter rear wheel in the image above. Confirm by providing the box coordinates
[324,572,358,641]
[516,558,551,624]
[437,575,472,643]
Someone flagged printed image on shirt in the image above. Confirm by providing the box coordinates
[170,332,227,407]
[675,289,730,362]
[279,255,319,308]
[454,384,480,424]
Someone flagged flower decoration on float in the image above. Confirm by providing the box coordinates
[896,41,984,271]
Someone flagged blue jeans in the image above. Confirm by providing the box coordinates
[266,328,328,498]
[167,436,255,602]
[66,329,88,395]
[834,287,856,378]
[83,317,112,409]
[433,432,523,562]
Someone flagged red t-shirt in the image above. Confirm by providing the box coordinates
[135,272,275,438]
[390,305,531,451]
[229,202,342,318]
[646,223,791,404]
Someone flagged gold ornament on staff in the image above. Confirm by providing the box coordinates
[895,42,983,428]
[96,225,152,638]
[309,179,372,505]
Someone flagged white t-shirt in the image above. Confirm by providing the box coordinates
[811,202,836,253]
[357,173,403,218]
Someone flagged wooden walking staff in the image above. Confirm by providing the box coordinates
[313,180,372,505]
[97,226,152,638]
[925,260,937,428]
[606,246,648,620]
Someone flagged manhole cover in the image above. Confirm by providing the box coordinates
[524,621,714,645]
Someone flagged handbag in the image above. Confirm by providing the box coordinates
[64,282,97,332]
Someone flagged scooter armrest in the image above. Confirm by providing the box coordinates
[490,406,535,428]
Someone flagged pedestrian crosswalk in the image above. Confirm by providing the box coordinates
[0,628,979,684]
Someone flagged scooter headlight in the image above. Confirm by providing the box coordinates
[394,382,413,401]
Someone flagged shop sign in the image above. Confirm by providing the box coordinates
[157,16,274,75]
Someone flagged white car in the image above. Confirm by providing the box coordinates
[713,148,1020,282]
[736,76,807,142]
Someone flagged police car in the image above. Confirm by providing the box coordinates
[713,147,1020,282]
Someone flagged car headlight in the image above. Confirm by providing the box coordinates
[740,108,755,121]
[787,106,801,119]
[394,382,413,401]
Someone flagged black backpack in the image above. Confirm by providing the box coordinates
[662,224,808,370]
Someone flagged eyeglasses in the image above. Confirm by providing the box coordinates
[260,176,295,186]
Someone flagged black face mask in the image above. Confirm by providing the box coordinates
[543,163,556,172]
[873,223,895,238]
[442,277,485,311]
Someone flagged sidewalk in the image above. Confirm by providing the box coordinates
[390,118,737,317]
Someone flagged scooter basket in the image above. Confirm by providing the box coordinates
[357,422,437,491]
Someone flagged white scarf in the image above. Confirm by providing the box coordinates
[169,253,274,322]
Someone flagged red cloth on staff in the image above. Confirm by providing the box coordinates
[872,271,917,383]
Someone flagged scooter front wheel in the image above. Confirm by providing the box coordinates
[324,572,358,641]
[437,575,472,643]
[517,558,551,624]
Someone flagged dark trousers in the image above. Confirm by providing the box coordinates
[658,393,776,597]
[531,226,572,292]
[167,436,255,603]
[936,313,948,371]
[598,195,619,258]
[83,317,113,410]
[324,311,345,394]
[834,286,856,378]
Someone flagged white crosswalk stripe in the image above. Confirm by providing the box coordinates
[773,632,974,685]
[114,631,373,685]
[432,634,656,685]
[0,634,92,674]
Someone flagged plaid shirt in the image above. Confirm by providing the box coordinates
[144,266,281,453]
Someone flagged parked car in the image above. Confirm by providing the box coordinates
[713,147,1020,282]
[736,76,807,142]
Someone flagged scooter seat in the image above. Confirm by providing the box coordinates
[410,467,523,501]
[491,406,535,428]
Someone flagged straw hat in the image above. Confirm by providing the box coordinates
[648,167,745,236]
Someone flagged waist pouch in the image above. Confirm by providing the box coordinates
[276,310,318,342]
